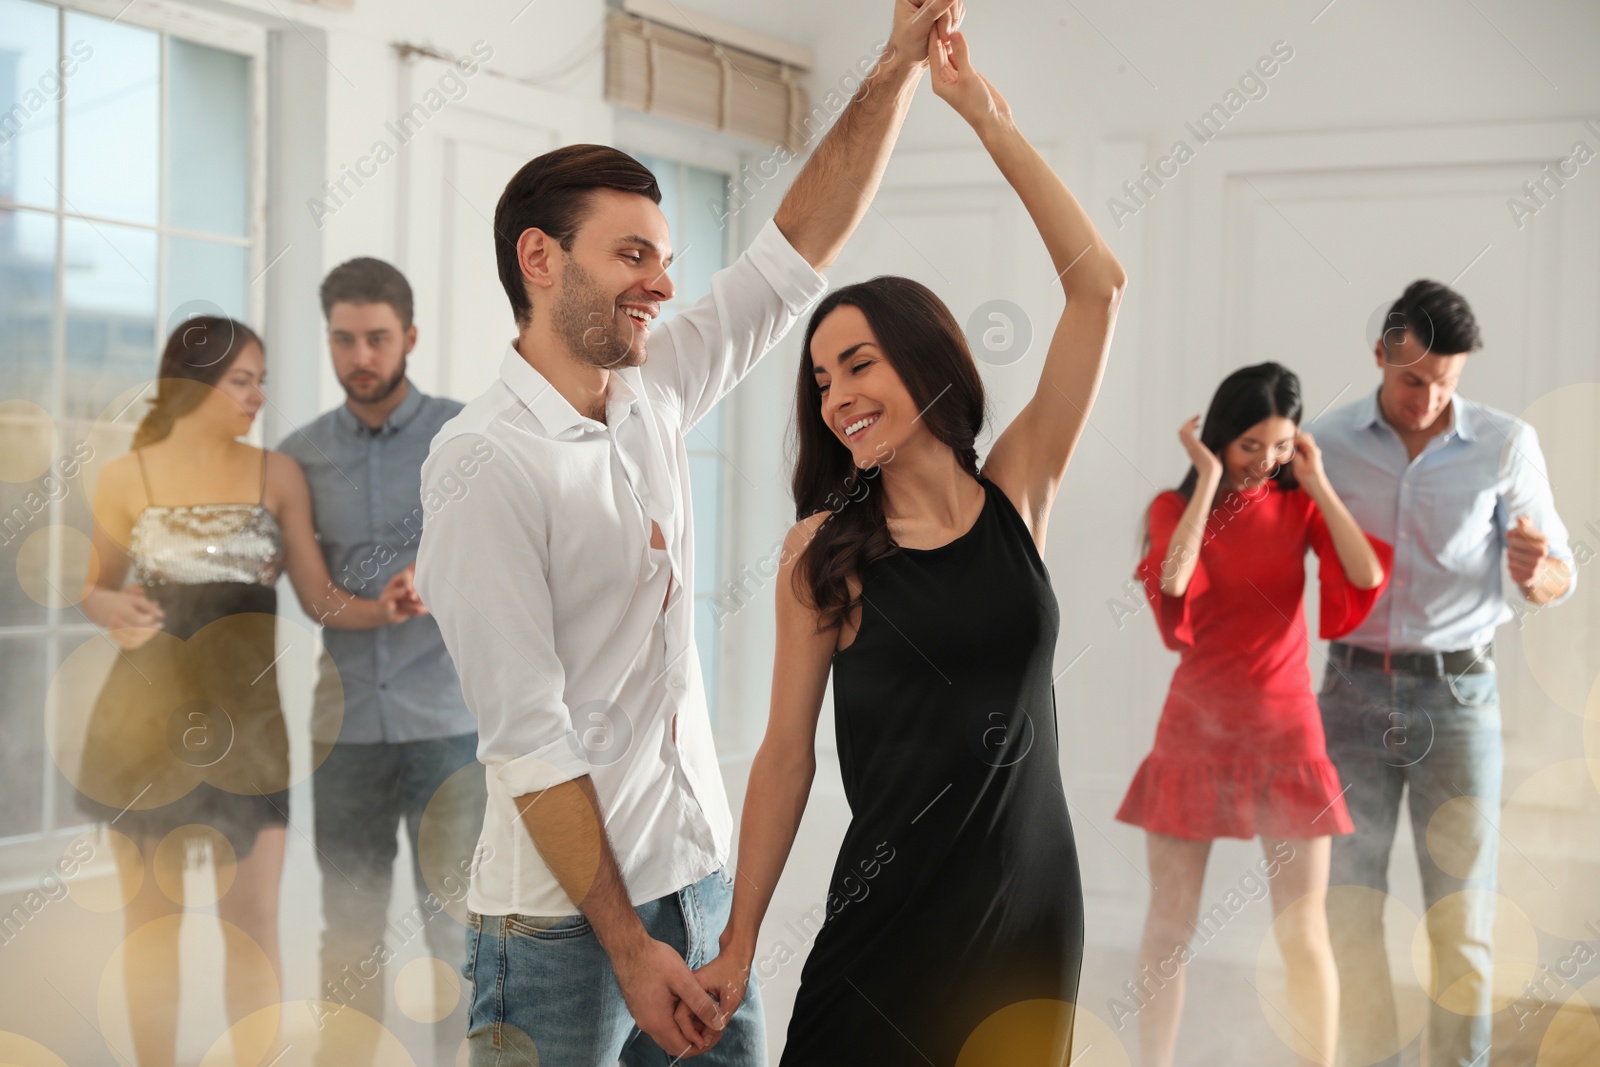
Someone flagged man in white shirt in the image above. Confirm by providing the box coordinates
[416,2,964,1060]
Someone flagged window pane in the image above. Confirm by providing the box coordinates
[63,217,156,424]
[168,39,248,237]
[0,207,57,407]
[0,0,62,210]
[689,452,722,596]
[0,635,48,837]
[695,598,719,728]
[64,11,158,225]
[679,165,726,305]
[168,235,247,324]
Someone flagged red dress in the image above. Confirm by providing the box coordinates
[1115,482,1393,840]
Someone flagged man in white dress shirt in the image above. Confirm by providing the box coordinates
[417,3,965,1060]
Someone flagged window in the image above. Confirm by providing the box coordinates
[0,0,263,845]
[631,151,733,728]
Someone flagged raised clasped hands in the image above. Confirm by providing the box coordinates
[928,25,1011,128]
[888,0,965,70]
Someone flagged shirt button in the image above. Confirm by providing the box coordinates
[379,683,388,690]
[671,677,684,689]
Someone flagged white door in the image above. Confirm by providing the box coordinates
[396,57,612,401]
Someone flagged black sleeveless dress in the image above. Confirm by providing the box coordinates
[780,475,1084,1066]
[72,449,291,859]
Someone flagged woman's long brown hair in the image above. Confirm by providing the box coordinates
[791,276,988,633]
[131,317,262,449]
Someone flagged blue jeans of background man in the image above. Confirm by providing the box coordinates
[314,733,485,1066]
[1318,656,1501,1067]
[464,867,765,1066]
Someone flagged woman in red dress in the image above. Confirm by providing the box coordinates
[1116,362,1392,1067]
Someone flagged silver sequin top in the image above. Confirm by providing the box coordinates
[130,504,285,587]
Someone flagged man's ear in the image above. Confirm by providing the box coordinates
[1373,339,1386,368]
[403,323,419,356]
[518,228,559,293]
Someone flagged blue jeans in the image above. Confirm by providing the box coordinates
[313,733,485,1066]
[464,867,765,1066]
[1318,656,1501,1067]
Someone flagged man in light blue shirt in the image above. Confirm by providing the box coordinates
[278,258,484,1066]
[1313,279,1575,1067]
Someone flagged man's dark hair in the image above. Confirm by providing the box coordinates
[320,257,415,329]
[493,144,661,327]
[1384,279,1481,357]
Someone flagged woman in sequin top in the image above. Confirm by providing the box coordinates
[75,317,424,1065]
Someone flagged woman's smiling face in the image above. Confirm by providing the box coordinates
[810,304,921,467]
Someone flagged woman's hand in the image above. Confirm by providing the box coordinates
[1178,416,1223,484]
[887,0,964,70]
[928,30,1011,129]
[1290,431,1330,499]
[378,563,428,624]
[99,585,165,650]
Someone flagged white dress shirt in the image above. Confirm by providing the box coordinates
[416,219,827,916]
[1315,388,1576,653]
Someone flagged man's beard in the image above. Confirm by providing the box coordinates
[340,359,407,404]
[553,257,644,369]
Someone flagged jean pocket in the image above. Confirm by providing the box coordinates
[504,912,593,940]
[1445,670,1498,709]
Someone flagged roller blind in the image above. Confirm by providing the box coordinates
[606,12,809,151]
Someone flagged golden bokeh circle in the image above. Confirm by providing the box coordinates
[394,956,462,1025]
[197,1000,418,1066]
[1251,893,1336,1065]
[416,761,488,927]
[47,612,345,812]
[0,1031,72,1067]
[1315,885,1427,1066]
[956,1001,1127,1067]
[67,829,144,914]
[1423,794,1497,882]
[1538,976,1600,1065]
[1409,890,1538,1014]
[153,824,238,906]
[1514,383,1599,718]
[1499,758,1600,939]
[16,525,98,608]
[0,399,56,483]
[98,915,278,1056]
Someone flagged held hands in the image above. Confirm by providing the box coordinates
[378,563,428,624]
[888,0,965,69]
[1506,515,1551,590]
[674,939,753,1056]
[613,935,728,1058]
[104,585,165,651]
[1178,416,1223,484]
[928,29,1011,128]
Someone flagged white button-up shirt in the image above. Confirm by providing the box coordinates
[1315,388,1576,653]
[416,220,826,916]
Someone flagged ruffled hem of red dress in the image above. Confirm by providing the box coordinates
[1114,755,1354,840]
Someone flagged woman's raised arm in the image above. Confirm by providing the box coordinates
[930,31,1127,550]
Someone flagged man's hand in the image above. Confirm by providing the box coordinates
[612,935,727,1058]
[1507,514,1551,590]
[888,0,964,69]
[379,563,427,623]
[673,944,752,1056]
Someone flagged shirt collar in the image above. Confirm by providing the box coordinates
[499,342,642,439]
[1357,386,1475,442]
[337,378,425,437]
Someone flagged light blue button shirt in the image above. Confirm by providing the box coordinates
[1313,387,1576,653]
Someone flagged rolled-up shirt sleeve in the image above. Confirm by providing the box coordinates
[644,217,829,432]
[415,433,590,796]
[1497,420,1578,606]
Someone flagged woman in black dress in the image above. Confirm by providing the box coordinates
[688,32,1126,1066]
[72,317,421,1065]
